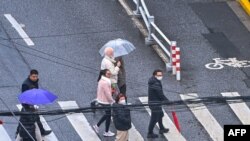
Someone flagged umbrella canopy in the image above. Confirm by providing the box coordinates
[99,38,136,57]
[18,89,58,105]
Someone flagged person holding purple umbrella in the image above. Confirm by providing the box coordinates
[16,69,52,138]
[16,104,43,141]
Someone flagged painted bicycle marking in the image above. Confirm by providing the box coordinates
[205,58,250,70]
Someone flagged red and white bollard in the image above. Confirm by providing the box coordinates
[176,47,181,81]
[171,41,177,75]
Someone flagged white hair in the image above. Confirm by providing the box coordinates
[104,47,113,55]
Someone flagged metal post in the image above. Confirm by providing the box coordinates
[133,0,141,16]
[176,47,181,81]
[145,16,155,45]
[171,41,177,75]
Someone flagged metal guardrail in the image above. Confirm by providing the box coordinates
[132,0,181,80]
[132,0,172,58]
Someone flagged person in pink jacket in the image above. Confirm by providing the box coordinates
[93,69,115,137]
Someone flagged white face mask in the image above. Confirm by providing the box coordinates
[156,76,163,81]
[118,100,126,105]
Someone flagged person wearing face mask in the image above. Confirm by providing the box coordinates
[147,69,169,138]
[113,94,131,141]
[101,47,121,96]
[93,69,116,137]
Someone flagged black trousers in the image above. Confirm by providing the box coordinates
[97,104,112,132]
[119,84,126,95]
[148,109,164,134]
[119,84,127,102]
[16,109,46,136]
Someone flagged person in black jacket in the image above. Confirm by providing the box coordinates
[16,69,51,137]
[147,69,169,138]
[16,104,42,141]
[113,94,131,141]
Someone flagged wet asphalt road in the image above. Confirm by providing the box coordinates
[0,0,250,141]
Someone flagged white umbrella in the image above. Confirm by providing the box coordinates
[99,38,136,57]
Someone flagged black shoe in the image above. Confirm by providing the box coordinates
[41,130,52,136]
[147,133,159,138]
[159,128,169,134]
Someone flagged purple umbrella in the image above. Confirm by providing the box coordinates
[18,89,58,105]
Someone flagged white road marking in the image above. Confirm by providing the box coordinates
[128,124,144,141]
[17,104,59,141]
[4,14,34,46]
[180,93,223,141]
[221,92,250,124]
[111,116,144,141]
[0,125,12,141]
[139,97,186,141]
[58,101,101,141]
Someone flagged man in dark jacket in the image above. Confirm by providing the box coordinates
[113,94,131,141]
[147,69,169,138]
[16,69,51,137]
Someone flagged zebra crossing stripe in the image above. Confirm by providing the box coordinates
[128,124,144,141]
[139,97,186,141]
[58,101,101,141]
[180,93,223,141]
[111,117,144,141]
[0,125,12,141]
[16,104,59,141]
[221,92,250,124]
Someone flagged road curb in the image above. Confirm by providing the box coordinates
[238,0,250,16]
[228,1,250,31]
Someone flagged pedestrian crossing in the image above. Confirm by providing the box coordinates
[221,92,250,124]
[180,94,223,141]
[58,101,101,141]
[0,92,250,141]
[0,125,11,141]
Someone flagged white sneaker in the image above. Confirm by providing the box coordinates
[103,131,115,137]
[93,125,99,133]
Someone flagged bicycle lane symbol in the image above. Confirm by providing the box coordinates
[205,58,250,70]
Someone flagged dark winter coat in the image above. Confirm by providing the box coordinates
[116,57,126,88]
[148,76,168,111]
[22,77,39,93]
[21,77,39,107]
[113,103,132,131]
[18,106,39,141]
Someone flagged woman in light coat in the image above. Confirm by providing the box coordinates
[93,69,115,137]
[101,47,121,96]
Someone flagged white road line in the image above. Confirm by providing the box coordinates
[221,92,250,124]
[128,124,144,141]
[111,117,144,141]
[0,125,12,141]
[180,93,223,141]
[17,104,59,141]
[58,101,101,141]
[4,14,34,46]
[139,97,186,141]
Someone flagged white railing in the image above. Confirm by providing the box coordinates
[132,0,181,80]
